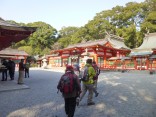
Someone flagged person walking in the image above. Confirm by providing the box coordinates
[79,59,96,105]
[25,62,30,78]
[57,65,81,117]
[18,59,25,84]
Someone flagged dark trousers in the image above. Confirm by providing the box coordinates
[64,97,77,117]
[2,70,7,81]
[9,69,15,80]
[25,69,29,78]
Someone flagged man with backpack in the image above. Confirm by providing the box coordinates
[57,65,81,117]
[79,59,96,106]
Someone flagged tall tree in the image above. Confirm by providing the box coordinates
[141,0,156,33]
[27,22,57,55]
[58,26,79,48]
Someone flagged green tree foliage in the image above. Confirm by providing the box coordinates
[141,0,156,33]
[27,22,57,55]
[58,26,79,48]
[71,27,91,43]
[122,25,137,48]
[18,46,33,55]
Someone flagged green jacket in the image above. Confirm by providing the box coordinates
[83,63,96,85]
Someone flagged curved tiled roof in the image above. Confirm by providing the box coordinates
[108,34,130,49]
[0,19,36,31]
[0,48,28,56]
[66,39,108,49]
[0,19,36,50]
[129,33,156,56]
[66,34,130,50]
[136,33,156,50]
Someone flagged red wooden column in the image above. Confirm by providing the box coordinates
[103,50,106,68]
[146,56,149,69]
[94,54,98,64]
[134,57,137,69]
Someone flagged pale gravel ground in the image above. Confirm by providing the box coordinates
[0,68,156,117]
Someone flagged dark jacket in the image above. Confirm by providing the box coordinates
[19,62,25,71]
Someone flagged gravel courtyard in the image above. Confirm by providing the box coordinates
[0,68,156,117]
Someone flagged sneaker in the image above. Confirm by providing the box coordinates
[87,102,95,106]
[76,98,80,106]
[95,92,99,97]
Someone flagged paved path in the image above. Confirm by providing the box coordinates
[0,68,156,117]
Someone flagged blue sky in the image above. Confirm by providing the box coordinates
[1,0,145,30]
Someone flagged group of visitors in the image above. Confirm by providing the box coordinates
[1,59,15,81]
[1,59,30,84]
[57,59,100,117]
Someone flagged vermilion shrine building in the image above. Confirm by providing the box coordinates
[48,33,156,71]
[48,34,131,68]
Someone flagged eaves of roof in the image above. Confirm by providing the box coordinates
[0,19,36,32]
[129,51,153,57]
[0,48,29,56]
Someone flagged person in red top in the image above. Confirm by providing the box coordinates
[57,65,81,117]
[18,59,25,84]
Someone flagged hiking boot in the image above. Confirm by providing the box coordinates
[87,102,95,106]
[95,92,99,97]
[76,98,80,106]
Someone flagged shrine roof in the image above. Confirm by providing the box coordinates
[0,18,36,50]
[0,48,28,56]
[0,18,36,31]
[108,34,129,49]
[66,34,130,50]
[108,56,131,60]
[129,33,156,56]
[67,39,107,49]
[135,33,156,50]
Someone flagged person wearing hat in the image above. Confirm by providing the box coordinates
[57,65,81,117]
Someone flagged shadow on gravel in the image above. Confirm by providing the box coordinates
[1,70,156,117]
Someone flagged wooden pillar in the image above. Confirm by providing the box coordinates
[146,56,149,69]
[94,54,98,64]
[104,50,106,68]
[61,57,63,67]
[150,59,152,71]
[134,57,137,70]
[140,57,142,70]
